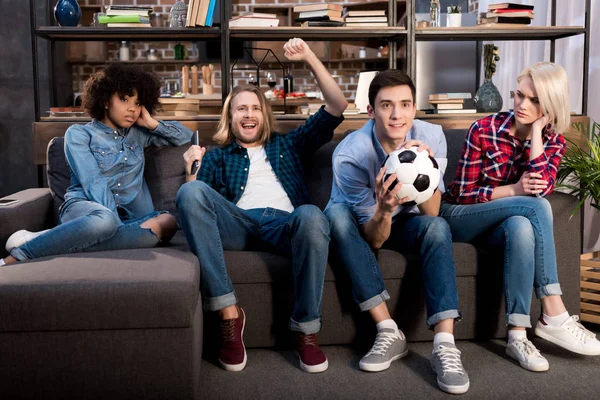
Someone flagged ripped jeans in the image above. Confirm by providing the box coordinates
[10,198,163,261]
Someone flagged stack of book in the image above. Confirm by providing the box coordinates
[99,6,153,28]
[345,9,388,28]
[480,2,534,26]
[429,93,476,114]
[186,0,219,27]
[229,12,280,27]
[294,3,345,27]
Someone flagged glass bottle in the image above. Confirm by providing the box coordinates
[430,0,441,28]
[283,68,294,94]
[119,41,130,61]
[359,47,367,59]
[174,42,184,60]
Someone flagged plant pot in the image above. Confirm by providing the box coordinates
[446,13,462,27]
[54,0,81,27]
[474,79,503,113]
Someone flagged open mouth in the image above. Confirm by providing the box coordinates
[241,122,257,129]
[389,123,405,128]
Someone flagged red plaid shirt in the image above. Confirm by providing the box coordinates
[444,111,566,204]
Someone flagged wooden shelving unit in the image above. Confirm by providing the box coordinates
[415,26,586,42]
[229,26,406,41]
[30,0,592,187]
[35,26,221,41]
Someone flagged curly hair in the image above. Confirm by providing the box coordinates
[81,63,162,120]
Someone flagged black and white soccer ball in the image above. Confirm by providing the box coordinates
[382,146,441,206]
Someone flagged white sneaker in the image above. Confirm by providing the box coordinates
[506,338,549,372]
[5,229,50,252]
[535,315,600,356]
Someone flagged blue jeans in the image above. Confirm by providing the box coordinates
[10,199,162,261]
[176,180,330,335]
[324,203,390,311]
[439,196,562,328]
[325,202,460,328]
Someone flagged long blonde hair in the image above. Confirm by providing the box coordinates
[213,85,277,146]
[517,62,570,134]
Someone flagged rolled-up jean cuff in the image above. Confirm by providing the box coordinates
[427,309,461,329]
[507,313,532,328]
[358,290,390,312]
[290,317,321,335]
[535,283,562,299]
[9,248,28,262]
[204,291,237,312]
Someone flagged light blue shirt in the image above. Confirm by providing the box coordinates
[327,119,448,225]
[63,119,192,221]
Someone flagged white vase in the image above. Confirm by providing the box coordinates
[446,13,462,27]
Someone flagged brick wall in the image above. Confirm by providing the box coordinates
[74,1,398,100]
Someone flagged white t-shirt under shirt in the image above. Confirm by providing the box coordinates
[235,146,295,213]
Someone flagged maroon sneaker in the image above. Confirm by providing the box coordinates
[295,333,328,373]
[218,305,247,372]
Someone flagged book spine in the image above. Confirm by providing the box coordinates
[205,0,218,27]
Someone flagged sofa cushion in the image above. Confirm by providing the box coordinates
[144,145,188,218]
[443,129,469,188]
[46,137,71,220]
[0,245,200,332]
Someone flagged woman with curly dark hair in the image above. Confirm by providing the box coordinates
[1,63,192,265]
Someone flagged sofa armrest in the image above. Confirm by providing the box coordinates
[0,189,54,257]
[546,192,581,316]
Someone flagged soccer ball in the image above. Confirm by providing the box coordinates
[382,146,441,206]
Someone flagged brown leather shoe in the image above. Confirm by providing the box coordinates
[218,305,247,372]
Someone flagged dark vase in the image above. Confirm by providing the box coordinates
[474,79,503,113]
[54,0,81,27]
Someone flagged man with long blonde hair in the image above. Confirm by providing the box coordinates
[177,38,347,373]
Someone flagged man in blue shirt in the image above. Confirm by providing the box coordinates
[325,70,469,394]
[177,38,347,373]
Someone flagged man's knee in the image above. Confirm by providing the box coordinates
[176,180,211,208]
[324,203,358,236]
[421,216,452,244]
[291,205,330,236]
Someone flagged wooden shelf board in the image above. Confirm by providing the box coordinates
[230,27,406,41]
[35,26,221,41]
[67,57,394,66]
[416,26,585,41]
[67,59,203,65]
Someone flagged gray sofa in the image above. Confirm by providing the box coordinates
[0,129,581,399]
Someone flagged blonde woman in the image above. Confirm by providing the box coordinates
[440,62,600,371]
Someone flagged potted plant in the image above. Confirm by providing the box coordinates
[557,119,600,214]
[446,5,462,27]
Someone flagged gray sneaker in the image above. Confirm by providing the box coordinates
[359,328,408,372]
[430,342,470,394]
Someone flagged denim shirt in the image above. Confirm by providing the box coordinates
[63,119,192,221]
[327,119,448,225]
